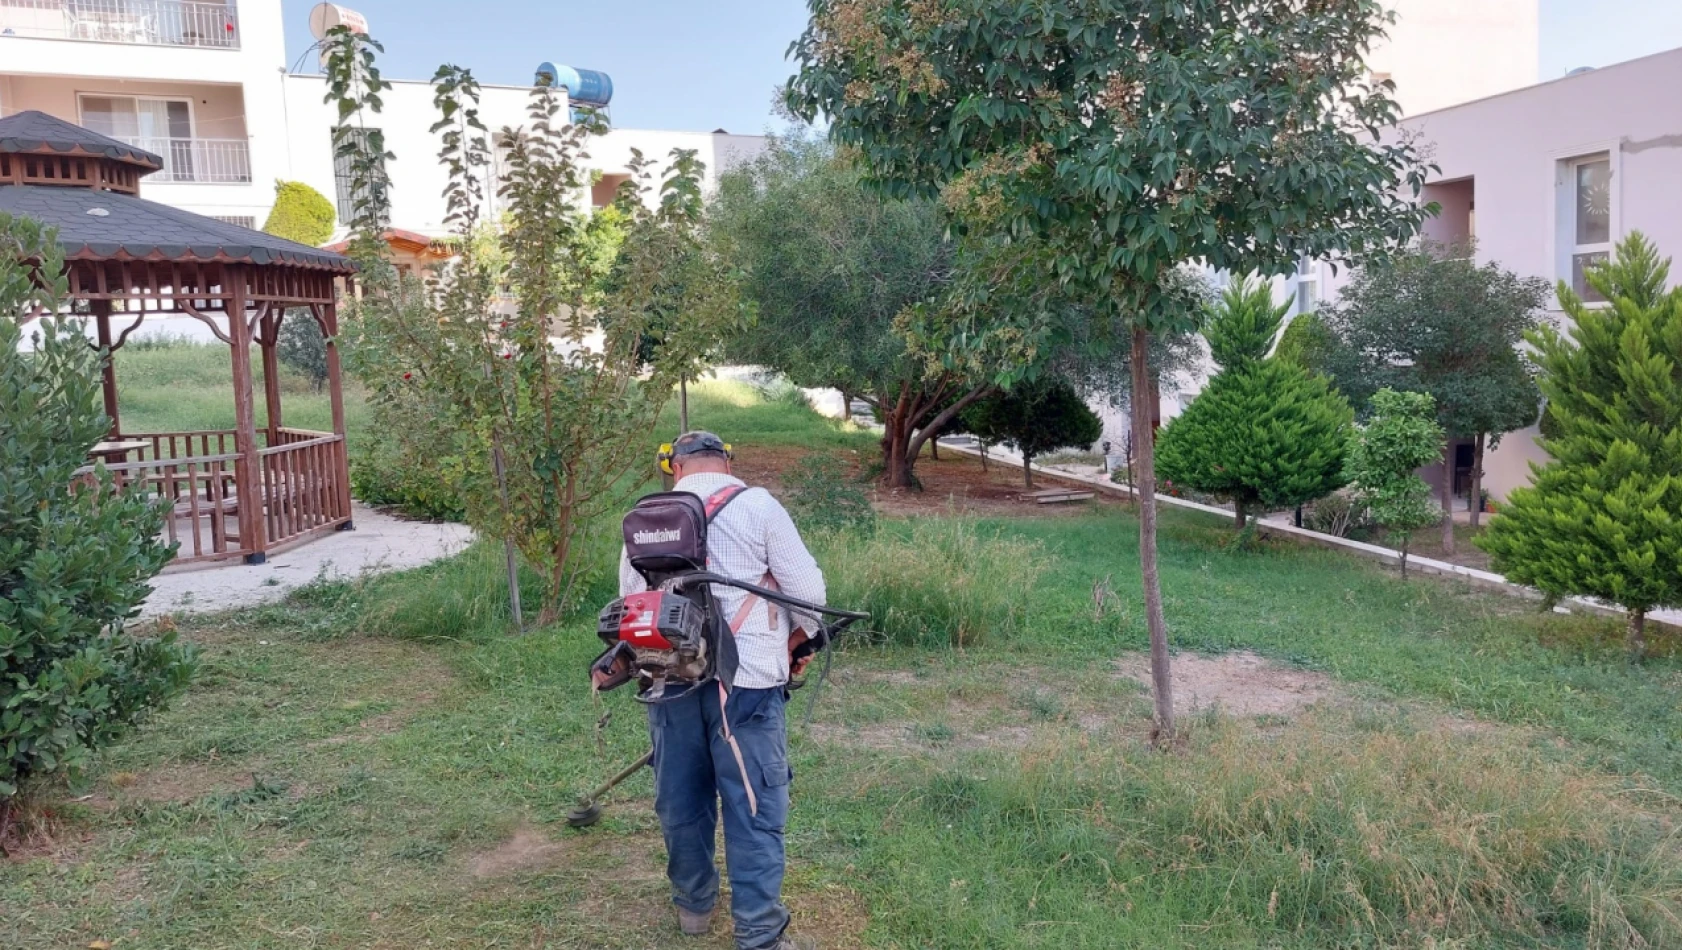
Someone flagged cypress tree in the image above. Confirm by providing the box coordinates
[1477,232,1682,660]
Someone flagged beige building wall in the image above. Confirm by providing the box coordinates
[1370,0,1540,116]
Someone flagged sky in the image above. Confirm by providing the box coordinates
[281,1,1682,134]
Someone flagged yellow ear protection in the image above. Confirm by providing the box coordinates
[658,435,734,476]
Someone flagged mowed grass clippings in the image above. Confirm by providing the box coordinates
[7,382,1682,948]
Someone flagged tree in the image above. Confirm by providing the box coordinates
[2,214,194,844]
[1158,364,1353,529]
[261,180,336,246]
[1324,245,1550,548]
[709,135,991,488]
[330,37,722,624]
[1272,311,1335,373]
[789,0,1432,740]
[1345,388,1444,578]
[262,182,338,391]
[1477,232,1682,661]
[1204,278,1291,371]
[961,378,1102,489]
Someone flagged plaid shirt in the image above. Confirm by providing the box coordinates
[619,472,827,689]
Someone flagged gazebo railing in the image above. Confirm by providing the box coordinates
[81,427,350,564]
[257,428,352,549]
[77,442,243,563]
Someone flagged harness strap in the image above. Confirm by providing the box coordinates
[717,680,758,816]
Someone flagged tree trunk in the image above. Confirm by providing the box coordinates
[1130,325,1175,745]
[1469,433,1487,529]
[1440,438,1456,555]
[881,410,916,489]
[1234,498,1247,530]
[840,389,851,421]
[490,436,524,633]
[1022,452,1034,489]
[1399,537,1410,580]
[679,376,690,433]
[1627,609,1648,663]
[979,442,989,471]
[929,437,941,461]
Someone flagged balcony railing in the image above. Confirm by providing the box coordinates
[121,135,251,183]
[1,0,240,50]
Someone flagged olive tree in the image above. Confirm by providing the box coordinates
[788,0,1431,739]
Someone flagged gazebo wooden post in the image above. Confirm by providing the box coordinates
[226,269,268,564]
[260,306,283,444]
[322,300,354,530]
[91,299,120,436]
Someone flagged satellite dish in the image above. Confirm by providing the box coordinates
[309,3,369,40]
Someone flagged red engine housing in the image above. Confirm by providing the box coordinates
[615,591,675,650]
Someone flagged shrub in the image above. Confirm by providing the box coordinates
[1157,360,1353,529]
[815,521,1048,648]
[1272,311,1334,372]
[276,310,329,391]
[961,378,1101,489]
[780,462,876,535]
[349,384,469,522]
[1302,492,1370,538]
[261,180,336,246]
[2,280,195,828]
[1344,388,1444,576]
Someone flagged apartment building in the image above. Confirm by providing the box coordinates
[1,0,765,235]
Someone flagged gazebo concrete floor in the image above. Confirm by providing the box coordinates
[141,504,474,619]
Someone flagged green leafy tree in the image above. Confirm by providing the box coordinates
[789,0,1432,737]
[261,180,336,246]
[1,214,194,840]
[1324,245,1550,547]
[1477,232,1682,660]
[1158,362,1354,529]
[961,377,1102,489]
[332,43,724,625]
[709,135,991,488]
[1345,388,1444,578]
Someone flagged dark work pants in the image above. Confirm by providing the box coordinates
[648,684,792,949]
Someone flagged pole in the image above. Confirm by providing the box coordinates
[93,300,120,436]
[679,376,690,432]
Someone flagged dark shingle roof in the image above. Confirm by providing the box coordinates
[0,185,355,272]
[0,110,163,169]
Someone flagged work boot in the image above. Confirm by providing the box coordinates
[677,907,714,936]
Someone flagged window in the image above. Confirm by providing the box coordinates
[80,95,193,142]
[1568,156,1612,302]
[332,128,384,225]
[1294,257,1319,314]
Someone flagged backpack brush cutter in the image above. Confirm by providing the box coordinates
[567,483,868,829]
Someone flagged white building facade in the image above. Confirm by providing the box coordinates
[1315,47,1682,505]
[1,0,765,235]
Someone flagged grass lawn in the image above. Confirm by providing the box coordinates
[112,339,369,437]
[6,384,1681,949]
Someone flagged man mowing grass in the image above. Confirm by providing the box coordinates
[600,431,827,950]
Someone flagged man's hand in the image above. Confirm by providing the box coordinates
[591,644,633,691]
[788,629,815,678]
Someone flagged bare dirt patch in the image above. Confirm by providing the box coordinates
[105,760,244,804]
[468,823,569,879]
[733,444,1118,519]
[1115,651,1340,718]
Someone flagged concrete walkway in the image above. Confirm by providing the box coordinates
[142,503,473,618]
[940,438,1681,631]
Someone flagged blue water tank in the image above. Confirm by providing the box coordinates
[535,62,614,108]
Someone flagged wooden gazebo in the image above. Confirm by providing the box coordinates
[1,111,358,565]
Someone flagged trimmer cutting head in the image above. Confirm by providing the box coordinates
[565,801,604,828]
